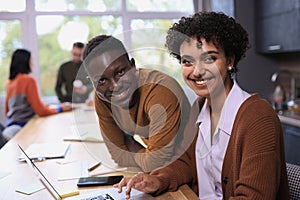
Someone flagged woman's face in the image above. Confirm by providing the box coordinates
[88,50,138,109]
[29,56,33,72]
[179,37,233,101]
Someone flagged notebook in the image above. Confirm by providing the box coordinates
[18,142,70,162]
[17,144,154,200]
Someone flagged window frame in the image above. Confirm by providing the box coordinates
[0,0,193,96]
[0,0,234,97]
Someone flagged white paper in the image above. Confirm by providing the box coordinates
[57,160,88,181]
[66,187,154,200]
[18,142,70,160]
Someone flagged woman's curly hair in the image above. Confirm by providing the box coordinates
[165,11,250,72]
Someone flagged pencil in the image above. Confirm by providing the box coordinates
[88,161,102,172]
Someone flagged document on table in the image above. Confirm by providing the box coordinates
[15,182,45,195]
[66,187,154,200]
[0,170,11,180]
[109,187,155,200]
[64,124,103,143]
[18,142,70,161]
[88,163,127,177]
[57,160,88,181]
[57,160,126,180]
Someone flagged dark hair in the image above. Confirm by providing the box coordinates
[9,49,31,80]
[82,35,129,63]
[165,11,250,72]
[73,42,84,49]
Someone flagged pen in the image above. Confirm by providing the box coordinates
[63,138,103,143]
[88,161,102,172]
[18,156,46,162]
[32,157,46,162]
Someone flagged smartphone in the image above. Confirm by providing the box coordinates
[77,175,124,187]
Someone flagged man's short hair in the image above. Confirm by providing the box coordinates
[73,42,84,49]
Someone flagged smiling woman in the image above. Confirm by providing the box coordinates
[114,11,290,200]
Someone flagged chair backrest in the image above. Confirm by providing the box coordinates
[0,123,4,132]
[286,162,300,200]
[0,123,6,148]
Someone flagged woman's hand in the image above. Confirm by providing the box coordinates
[113,172,161,200]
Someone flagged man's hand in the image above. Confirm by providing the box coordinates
[73,85,87,95]
[61,102,72,112]
[113,172,160,200]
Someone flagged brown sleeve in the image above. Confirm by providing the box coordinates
[134,84,191,172]
[149,137,197,196]
[147,98,203,195]
[94,94,138,168]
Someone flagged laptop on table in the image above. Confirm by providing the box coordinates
[17,144,154,200]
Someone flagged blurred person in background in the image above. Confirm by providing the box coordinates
[1,49,72,143]
[55,42,93,103]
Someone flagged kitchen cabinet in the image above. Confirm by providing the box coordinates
[255,0,300,53]
[282,123,300,165]
[256,0,298,18]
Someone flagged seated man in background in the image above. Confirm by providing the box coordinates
[82,35,191,172]
[55,42,93,103]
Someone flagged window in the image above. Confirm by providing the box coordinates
[211,0,234,17]
[130,19,185,85]
[35,0,122,12]
[36,15,122,95]
[0,0,25,12]
[0,0,234,98]
[0,20,22,95]
[127,0,193,12]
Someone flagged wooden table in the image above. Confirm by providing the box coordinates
[0,104,198,200]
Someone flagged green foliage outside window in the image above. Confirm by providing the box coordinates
[0,20,22,95]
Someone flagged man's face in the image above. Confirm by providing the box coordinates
[72,46,83,63]
[88,50,138,109]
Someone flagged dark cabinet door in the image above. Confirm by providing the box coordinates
[256,10,300,53]
[255,0,300,53]
[282,123,300,165]
[256,0,300,18]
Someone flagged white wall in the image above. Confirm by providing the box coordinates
[234,0,280,102]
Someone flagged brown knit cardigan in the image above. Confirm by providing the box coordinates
[151,94,290,199]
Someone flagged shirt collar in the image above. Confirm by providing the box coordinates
[196,80,250,135]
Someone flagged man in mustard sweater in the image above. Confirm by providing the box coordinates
[82,35,191,172]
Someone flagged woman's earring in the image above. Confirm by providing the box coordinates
[228,66,235,79]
